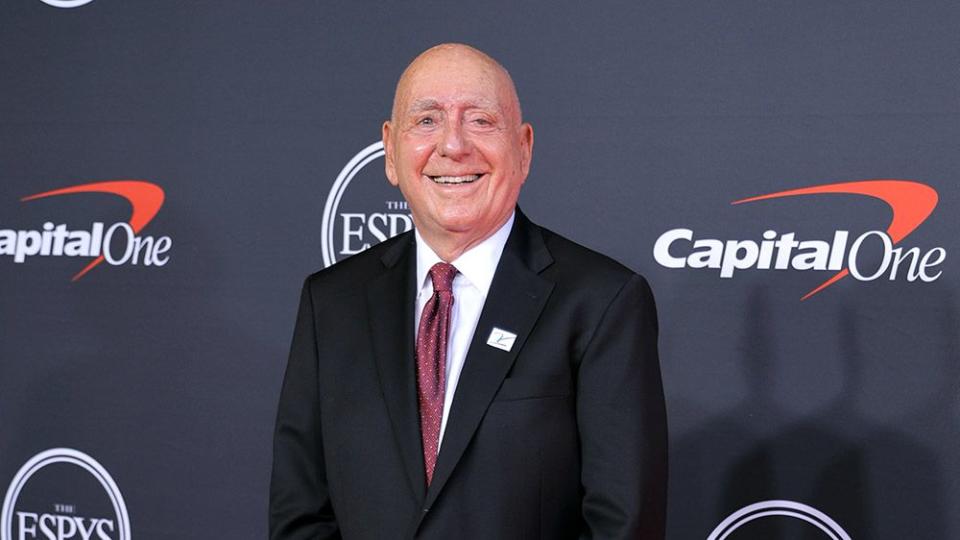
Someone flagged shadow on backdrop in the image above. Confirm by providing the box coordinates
[675,284,956,540]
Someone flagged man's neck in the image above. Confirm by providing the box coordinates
[420,235,481,263]
[416,213,515,262]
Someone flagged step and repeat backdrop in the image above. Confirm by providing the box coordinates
[2,1,958,539]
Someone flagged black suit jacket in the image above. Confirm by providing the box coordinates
[269,210,667,539]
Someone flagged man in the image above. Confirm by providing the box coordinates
[270,43,667,539]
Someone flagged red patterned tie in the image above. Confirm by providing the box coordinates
[416,262,457,485]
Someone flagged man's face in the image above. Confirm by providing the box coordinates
[383,48,533,249]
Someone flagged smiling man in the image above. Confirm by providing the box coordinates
[382,45,532,263]
[270,44,667,540]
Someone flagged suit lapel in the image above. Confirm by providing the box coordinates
[419,211,555,515]
[366,234,427,504]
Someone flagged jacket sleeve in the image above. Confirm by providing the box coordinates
[269,278,341,540]
[577,274,668,539]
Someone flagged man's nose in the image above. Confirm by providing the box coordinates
[438,120,469,159]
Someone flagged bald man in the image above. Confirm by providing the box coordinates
[269,44,667,540]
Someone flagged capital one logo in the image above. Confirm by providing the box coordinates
[1,180,172,281]
[653,180,945,299]
[321,142,413,267]
[2,448,130,540]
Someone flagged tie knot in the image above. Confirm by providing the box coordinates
[429,262,457,293]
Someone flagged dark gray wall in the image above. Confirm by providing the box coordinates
[2,1,957,538]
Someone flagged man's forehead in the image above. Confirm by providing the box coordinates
[399,60,502,100]
[392,44,521,121]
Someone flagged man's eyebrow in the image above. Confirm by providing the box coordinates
[406,99,442,114]
[405,98,499,114]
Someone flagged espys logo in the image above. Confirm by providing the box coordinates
[321,142,413,267]
[707,500,851,540]
[1,180,171,281]
[38,0,95,8]
[2,448,130,540]
[653,180,945,300]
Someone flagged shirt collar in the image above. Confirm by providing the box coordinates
[415,211,515,298]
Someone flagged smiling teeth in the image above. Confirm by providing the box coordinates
[431,175,480,184]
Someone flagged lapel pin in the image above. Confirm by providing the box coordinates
[486,327,517,352]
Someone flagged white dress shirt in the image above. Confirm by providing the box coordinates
[414,212,515,452]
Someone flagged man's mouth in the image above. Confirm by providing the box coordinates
[428,174,482,185]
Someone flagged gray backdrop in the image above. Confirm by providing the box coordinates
[2,1,958,538]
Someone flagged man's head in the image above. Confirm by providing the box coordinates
[383,43,534,260]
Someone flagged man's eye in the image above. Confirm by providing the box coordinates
[472,118,492,126]
[417,117,435,126]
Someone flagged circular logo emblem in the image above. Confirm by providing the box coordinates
[38,0,95,8]
[2,448,131,540]
[320,142,413,267]
[707,500,850,540]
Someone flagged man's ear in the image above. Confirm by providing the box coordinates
[382,121,399,187]
[519,122,534,178]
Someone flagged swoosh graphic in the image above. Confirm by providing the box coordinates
[732,180,938,300]
[22,180,165,281]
